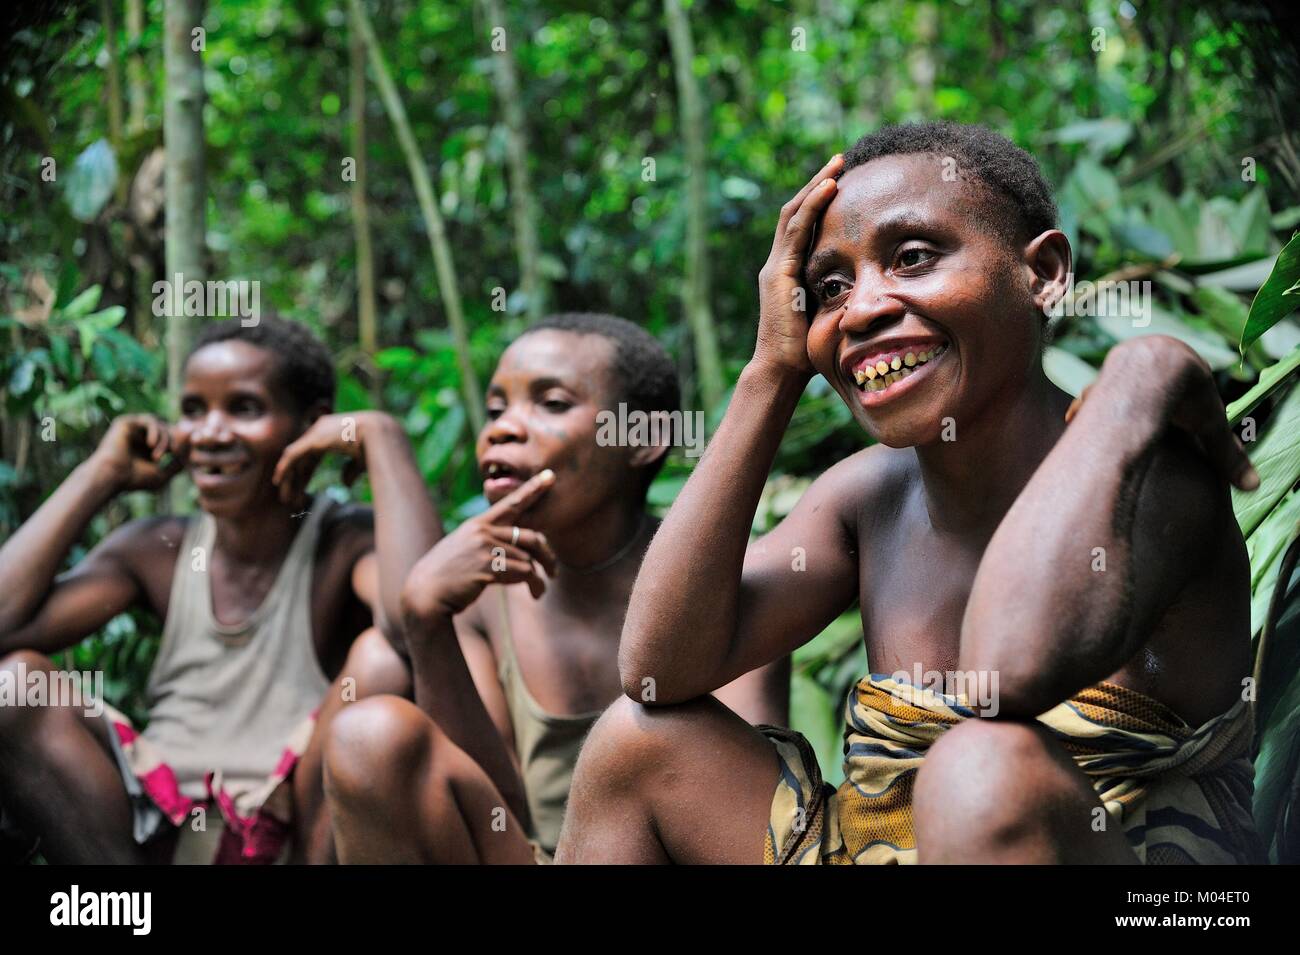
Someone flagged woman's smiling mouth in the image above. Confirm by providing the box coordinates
[189,458,251,490]
[842,340,950,406]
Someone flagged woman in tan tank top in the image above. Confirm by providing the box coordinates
[0,318,436,864]
[323,314,789,863]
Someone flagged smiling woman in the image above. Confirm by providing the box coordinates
[803,130,1072,449]
[179,341,309,510]
[558,122,1266,868]
[0,314,434,864]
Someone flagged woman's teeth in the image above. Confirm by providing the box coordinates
[852,344,948,393]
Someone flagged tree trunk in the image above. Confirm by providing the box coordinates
[348,7,378,357]
[126,0,148,135]
[101,0,124,156]
[664,0,723,414]
[348,0,483,432]
[480,0,545,321]
[163,0,206,510]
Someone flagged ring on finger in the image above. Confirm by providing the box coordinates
[511,525,520,547]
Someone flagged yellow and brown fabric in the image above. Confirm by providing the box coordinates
[764,673,1264,865]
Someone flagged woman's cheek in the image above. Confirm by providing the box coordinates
[806,313,840,377]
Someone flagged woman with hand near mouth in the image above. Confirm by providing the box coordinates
[322,313,788,863]
[0,316,432,864]
[557,123,1265,865]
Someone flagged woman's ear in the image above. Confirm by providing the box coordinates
[629,439,671,473]
[1024,229,1072,316]
[302,400,333,429]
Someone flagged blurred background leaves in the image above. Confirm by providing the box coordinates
[2,0,1300,859]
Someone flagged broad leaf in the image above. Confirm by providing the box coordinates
[1241,232,1300,353]
[1042,345,1099,397]
[1233,382,1300,539]
[64,139,118,223]
[1227,345,1300,424]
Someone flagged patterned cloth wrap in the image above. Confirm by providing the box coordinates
[102,702,317,864]
[764,673,1265,865]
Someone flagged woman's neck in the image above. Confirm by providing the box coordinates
[915,367,1072,535]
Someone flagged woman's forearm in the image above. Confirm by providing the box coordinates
[619,360,807,703]
[360,413,443,649]
[0,457,120,634]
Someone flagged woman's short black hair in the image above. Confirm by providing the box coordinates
[842,121,1058,244]
[519,312,680,419]
[518,313,681,489]
[186,316,335,414]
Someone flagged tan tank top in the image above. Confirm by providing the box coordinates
[141,496,333,799]
[495,594,601,855]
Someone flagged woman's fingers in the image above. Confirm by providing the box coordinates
[169,425,191,465]
[487,525,558,576]
[484,469,556,523]
[779,177,838,270]
[1196,408,1259,491]
[142,417,161,459]
[271,441,302,487]
[277,452,317,506]
[273,437,322,493]
[772,154,844,250]
[493,558,547,600]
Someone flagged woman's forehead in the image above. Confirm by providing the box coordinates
[820,155,978,243]
[495,331,616,389]
[184,340,276,386]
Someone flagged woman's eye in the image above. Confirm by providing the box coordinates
[486,405,505,420]
[543,399,572,413]
[897,247,936,269]
[232,400,263,417]
[818,278,847,301]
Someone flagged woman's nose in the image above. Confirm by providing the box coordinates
[841,276,904,333]
[193,411,233,444]
[483,409,527,444]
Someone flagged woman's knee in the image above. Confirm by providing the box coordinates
[0,649,57,737]
[572,693,749,804]
[323,695,432,806]
[340,628,411,698]
[915,718,1090,858]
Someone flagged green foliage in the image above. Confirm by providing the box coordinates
[1,275,167,722]
[1242,232,1300,353]
[3,0,1300,851]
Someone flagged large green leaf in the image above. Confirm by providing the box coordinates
[1147,191,1196,258]
[1230,189,1273,257]
[1241,232,1300,353]
[1097,303,1239,370]
[1041,118,1133,156]
[1247,489,1300,636]
[1042,345,1099,397]
[1234,382,1300,539]
[1228,346,1300,424]
[1061,158,1122,238]
[1253,582,1300,861]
